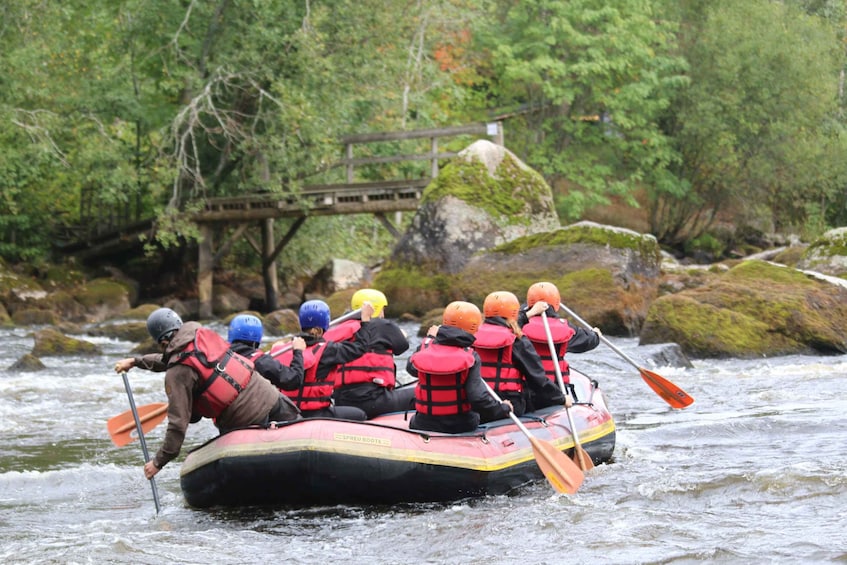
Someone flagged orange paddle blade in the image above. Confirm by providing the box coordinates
[528,436,585,494]
[639,368,695,409]
[107,402,168,447]
[573,445,595,472]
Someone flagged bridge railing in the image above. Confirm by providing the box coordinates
[196,121,504,222]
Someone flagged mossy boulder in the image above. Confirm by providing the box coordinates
[11,308,58,326]
[389,140,559,275]
[87,321,150,342]
[0,303,11,327]
[264,308,300,336]
[796,227,847,278]
[377,221,662,335]
[72,278,132,322]
[31,328,102,356]
[212,283,250,316]
[640,260,847,358]
[9,353,46,372]
[121,303,162,320]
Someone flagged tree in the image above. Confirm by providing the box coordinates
[652,0,847,245]
[471,0,688,219]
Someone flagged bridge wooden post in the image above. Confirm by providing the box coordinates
[261,218,279,311]
[198,224,214,318]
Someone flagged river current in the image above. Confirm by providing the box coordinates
[0,320,845,564]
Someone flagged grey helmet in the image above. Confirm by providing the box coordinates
[146,307,183,342]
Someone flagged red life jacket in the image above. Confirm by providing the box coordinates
[327,319,397,389]
[275,342,332,411]
[410,341,475,416]
[522,316,575,383]
[173,327,254,418]
[473,323,522,394]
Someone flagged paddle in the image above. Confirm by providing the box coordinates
[541,312,594,471]
[108,402,169,447]
[118,372,162,514]
[481,380,584,494]
[270,308,362,358]
[557,302,695,409]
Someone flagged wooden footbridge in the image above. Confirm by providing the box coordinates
[63,123,504,316]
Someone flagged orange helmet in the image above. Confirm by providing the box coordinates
[526,282,560,311]
[442,301,482,335]
[483,291,520,322]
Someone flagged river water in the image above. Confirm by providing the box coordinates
[1,320,845,564]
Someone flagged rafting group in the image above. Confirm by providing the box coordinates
[109,281,694,510]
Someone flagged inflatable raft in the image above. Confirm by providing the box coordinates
[179,369,616,508]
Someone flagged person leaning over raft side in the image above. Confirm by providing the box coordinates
[112,308,301,480]
[406,301,513,434]
[327,288,414,418]
[474,291,565,416]
[517,282,601,405]
[227,313,307,391]
[271,299,370,421]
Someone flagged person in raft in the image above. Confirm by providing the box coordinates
[112,307,301,480]
[405,301,513,434]
[473,291,566,416]
[327,288,414,418]
[227,313,307,391]
[271,299,370,421]
[517,282,601,402]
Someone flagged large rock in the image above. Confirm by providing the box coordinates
[389,140,559,274]
[640,260,847,358]
[455,222,662,335]
[31,328,102,356]
[796,227,847,277]
[304,259,371,298]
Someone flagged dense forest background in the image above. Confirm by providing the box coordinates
[1,0,846,287]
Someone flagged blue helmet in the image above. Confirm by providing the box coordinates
[299,300,331,331]
[228,314,264,344]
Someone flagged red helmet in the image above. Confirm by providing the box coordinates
[442,301,482,335]
[526,282,560,311]
[483,291,520,322]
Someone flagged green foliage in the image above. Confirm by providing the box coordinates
[652,0,847,245]
[474,0,688,219]
[1,0,847,274]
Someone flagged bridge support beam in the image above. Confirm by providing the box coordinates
[198,224,214,318]
[261,218,279,311]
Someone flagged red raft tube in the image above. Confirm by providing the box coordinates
[179,369,616,508]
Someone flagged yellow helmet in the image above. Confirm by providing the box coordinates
[442,301,482,335]
[483,291,520,322]
[351,288,388,317]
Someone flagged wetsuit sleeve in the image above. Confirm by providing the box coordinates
[154,365,194,468]
[383,321,410,355]
[513,337,565,404]
[566,323,600,353]
[405,346,421,378]
[254,350,304,390]
[465,358,510,418]
[134,352,167,372]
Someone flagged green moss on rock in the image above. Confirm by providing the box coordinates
[73,278,131,309]
[31,328,102,356]
[421,149,551,226]
[494,223,661,264]
[641,260,847,357]
[641,295,800,357]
